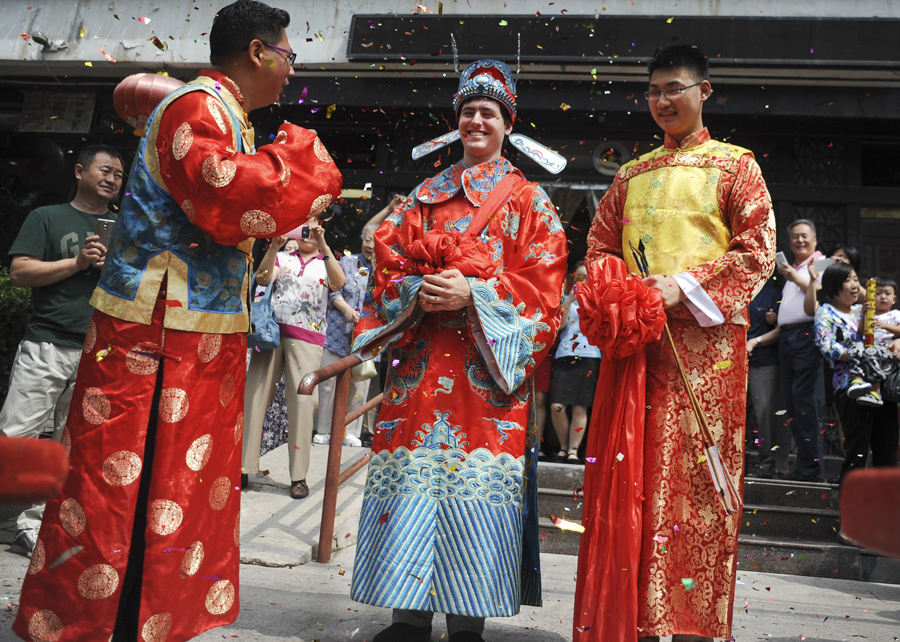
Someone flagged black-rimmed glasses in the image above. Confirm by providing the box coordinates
[264,43,296,66]
[644,81,703,102]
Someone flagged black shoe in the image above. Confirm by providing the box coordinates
[12,529,36,558]
[551,450,567,464]
[290,479,309,499]
[754,468,774,479]
[372,622,432,642]
[361,434,374,448]
[450,632,486,642]
[240,473,249,490]
[784,470,820,482]
[826,475,841,485]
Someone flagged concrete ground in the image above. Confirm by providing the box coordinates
[2,443,899,641]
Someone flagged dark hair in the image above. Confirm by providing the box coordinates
[648,43,709,81]
[820,262,855,303]
[76,144,123,170]
[209,0,290,66]
[876,277,897,294]
[829,244,861,274]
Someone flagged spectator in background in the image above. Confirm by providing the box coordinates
[314,226,376,447]
[1,144,123,558]
[549,261,601,464]
[777,219,825,481]
[745,275,789,478]
[532,351,553,461]
[813,263,898,494]
[242,221,346,499]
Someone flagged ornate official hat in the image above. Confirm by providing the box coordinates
[453,60,517,123]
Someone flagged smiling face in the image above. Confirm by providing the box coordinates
[458,98,512,167]
[258,29,295,107]
[362,228,375,261]
[648,67,710,145]
[835,270,861,308]
[789,223,817,264]
[76,152,124,203]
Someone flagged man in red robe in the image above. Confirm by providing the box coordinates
[350,60,568,642]
[13,3,342,642]
[574,43,775,642]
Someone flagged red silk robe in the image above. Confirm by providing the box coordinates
[14,71,343,642]
[575,128,775,640]
[349,158,567,616]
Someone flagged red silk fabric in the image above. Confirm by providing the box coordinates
[401,230,496,278]
[573,258,665,642]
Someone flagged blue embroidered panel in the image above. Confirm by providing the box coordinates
[350,446,524,617]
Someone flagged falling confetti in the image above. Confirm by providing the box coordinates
[681,578,695,591]
[138,16,151,24]
[550,514,585,533]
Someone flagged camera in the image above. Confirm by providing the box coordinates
[301,226,311,239]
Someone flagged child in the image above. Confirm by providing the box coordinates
[847,278,900,406]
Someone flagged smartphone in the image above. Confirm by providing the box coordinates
[775,251,788,268]
[813,257,835,273]
[285,224,310,239]
[94,218,116,249]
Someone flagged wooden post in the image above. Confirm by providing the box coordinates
[316,367,351,563]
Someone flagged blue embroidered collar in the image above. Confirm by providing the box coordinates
[415,157,524,207]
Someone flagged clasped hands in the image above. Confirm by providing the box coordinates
[418,268,473,312]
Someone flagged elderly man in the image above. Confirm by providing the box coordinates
[13,2,342,642]
[776,218,825,481]
[350,59,568,642]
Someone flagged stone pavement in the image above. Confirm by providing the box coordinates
[2,443,900,641]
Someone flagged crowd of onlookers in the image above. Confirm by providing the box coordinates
[745,218,899,493]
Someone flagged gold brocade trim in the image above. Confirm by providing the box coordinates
[91,251,250,333]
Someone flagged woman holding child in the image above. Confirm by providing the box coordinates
[813,262,899,488]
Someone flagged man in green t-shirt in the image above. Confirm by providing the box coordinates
[1,143,124,557]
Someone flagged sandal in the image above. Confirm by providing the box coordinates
[566,449,582,465]
[551,449,567,464]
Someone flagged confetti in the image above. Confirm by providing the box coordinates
[560,103,571,111]
[550,514,585,533]
[616,453,625,461]
[713,360,732,370]
[326,104,336,118]
[338,568,345,576]
[378,512,390,524]
[681,578,695,591]
[138,16,151,24]
[148,36,167,51]
[298,86,308,104]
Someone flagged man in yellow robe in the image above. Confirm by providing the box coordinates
[574,43,776,642]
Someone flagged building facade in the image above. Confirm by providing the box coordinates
[1,1,898,274]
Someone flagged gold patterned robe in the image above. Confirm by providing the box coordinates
[577,128,775,638]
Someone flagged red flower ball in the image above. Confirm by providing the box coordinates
[576,256,666,359]
[402,230,496,279]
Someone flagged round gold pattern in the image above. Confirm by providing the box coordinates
[102,451,142,487]
[158,389,189,424]
[83,387,111,425]
[197,334,222,363]
[141,613,172,642]
[126,346,160,376]
[147,499,183,536]
[313,137,331,163]
[310,194,332,217]
[239,210,277,237]
[186,435,212,471]
[206,96,230,135]
[219,374,236,408]
[28,540,45,575]
[209,476,230,510]
[181,199,197,223]
[61,428,71,456]
[179,541,204,577]
[28,610,64,642]
[60,498,86,537]
[234,513,241,546]
[172,122,193,161]
[201,156,237,188]
[77,564,119,600]
[205,579,235,615]
[234,412,243,446]
[83,320,97,354]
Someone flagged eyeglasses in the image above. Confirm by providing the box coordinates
[264,43,296,66]
[644,81,703,102]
